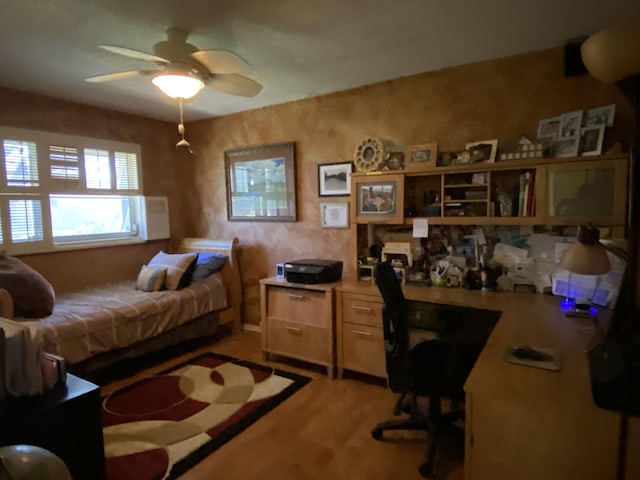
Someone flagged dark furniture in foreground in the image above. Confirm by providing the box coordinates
[0,374,105,480]
[371,261,496,478]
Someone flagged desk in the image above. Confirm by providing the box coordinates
[0,374,106,480]
[336,281,640,480]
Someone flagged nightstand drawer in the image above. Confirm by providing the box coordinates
[342,296,383,327]
[267,287,328,327]
[266,318,330,363]
[341,322,386,378]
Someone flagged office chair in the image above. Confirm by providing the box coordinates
[371,261,480,479]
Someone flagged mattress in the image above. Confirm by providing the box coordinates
[19,273,227,364]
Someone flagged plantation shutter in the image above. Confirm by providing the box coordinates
[84,148,111,189]
[9,198,44,243]
[3,140,39,187]
[115,151,139,191]
[49,145,80,182]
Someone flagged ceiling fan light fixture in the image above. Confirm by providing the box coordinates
[152,73,204,99]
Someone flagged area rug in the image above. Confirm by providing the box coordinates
[102,352,311,480]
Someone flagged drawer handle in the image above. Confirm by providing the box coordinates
[286,326,303,334]
[351,330,373,336]
[352,306,373,313]
[288,294,305,301]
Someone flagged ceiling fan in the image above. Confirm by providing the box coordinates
[85,27,263,99]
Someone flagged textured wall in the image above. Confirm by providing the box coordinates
[0,87,180,292]
[183,48,632,326]
[0,47,632,323]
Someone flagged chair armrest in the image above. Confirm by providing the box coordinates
[0,288,14,318]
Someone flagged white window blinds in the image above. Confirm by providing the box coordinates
[3,140,39,187]
[9,198,44,243]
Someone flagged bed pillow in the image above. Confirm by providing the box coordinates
[135,265,167,292]
[0,251,55,318]
[147,251,198,290]
[191,253,228,284]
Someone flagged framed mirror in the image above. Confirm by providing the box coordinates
[224,142,297,221]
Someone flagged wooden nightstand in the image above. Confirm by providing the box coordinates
[0,374,105,480]
[260,277,339,377]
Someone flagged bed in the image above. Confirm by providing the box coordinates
[1,238,242,373]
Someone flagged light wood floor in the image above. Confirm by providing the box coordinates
[102,330,464,480]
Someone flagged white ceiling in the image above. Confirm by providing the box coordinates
[0,0,638,123]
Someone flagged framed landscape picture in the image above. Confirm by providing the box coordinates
[225,142,297,221]
[318,161,352,197]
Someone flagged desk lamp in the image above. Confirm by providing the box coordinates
[559,225,610,316]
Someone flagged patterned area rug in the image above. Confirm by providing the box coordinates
[102,352,311,480]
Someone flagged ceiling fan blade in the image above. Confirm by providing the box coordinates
[191,49,251,74]
[208,74,263,97]
[99,45,169,64]
[85,69,157,83]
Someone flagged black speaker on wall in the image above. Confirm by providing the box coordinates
[564,38,588,77]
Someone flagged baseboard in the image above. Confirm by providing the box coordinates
[243,323,262,333]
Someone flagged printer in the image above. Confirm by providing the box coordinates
[284,259,343,284]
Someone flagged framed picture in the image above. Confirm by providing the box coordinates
[224,142,297,222]
[537,116,562,139]
[317,161,353,197]
[553,136,580,158]
[584,104,615,127]
[351,173,404,224]
[579,125,605,156]
[405,143,438,172]
[560,110,583,138]
[465,139,498,164]
[320,202,349,228]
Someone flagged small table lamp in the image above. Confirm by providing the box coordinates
[559,226,610,316]
[560,226,611,276]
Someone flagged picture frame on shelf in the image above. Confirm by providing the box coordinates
[537,116,562,139]
[465,139,498,164]
[560,110,583,138]
[320,202,349,228]
[352,174,404,224]
[584,104,615,127]
[553,136,580,158]
[317,161,353,197]
[579,125,605,156]
[224,142,297,222]
[405,143,438,172]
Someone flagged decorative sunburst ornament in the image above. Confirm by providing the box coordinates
[354,137,385,172]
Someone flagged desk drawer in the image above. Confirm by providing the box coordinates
[342,296,383,328]
[266,318,330,364]
[267,287,328,327]
[341,322,386,378]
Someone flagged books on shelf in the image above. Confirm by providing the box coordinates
[512,171,536,217]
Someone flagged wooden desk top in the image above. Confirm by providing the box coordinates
[337,280,639,479]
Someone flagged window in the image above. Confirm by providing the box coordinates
[0,126,144,254]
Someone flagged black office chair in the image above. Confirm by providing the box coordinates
[371,261,479,478]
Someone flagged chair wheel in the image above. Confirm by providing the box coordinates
[371,427,383,440]
[419,462,434,478]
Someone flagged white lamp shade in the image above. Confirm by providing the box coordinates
[152,74,204,99]
[560,241,611,275]
[581,18,640,84]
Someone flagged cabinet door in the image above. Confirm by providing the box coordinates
[545,158,628,226]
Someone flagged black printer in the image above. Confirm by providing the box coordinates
[284,259,343,284]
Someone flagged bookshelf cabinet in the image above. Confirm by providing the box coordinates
[351,154,627,228]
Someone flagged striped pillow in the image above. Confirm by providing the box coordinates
[147,251,198,290]
[135,265,167,292]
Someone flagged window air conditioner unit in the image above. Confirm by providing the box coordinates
[140,196,170,240]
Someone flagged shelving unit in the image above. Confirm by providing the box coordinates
[352,154,627,229]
